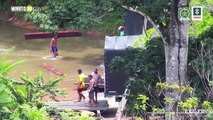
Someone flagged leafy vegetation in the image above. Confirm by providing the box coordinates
[0,48,97,119]
[16,0,47,6]
[110,2,213,119]
[133,27,157,48]
[110,37,165,117]
[9,104,51,120]
[117,2,191,117]
[0,49,62,119]
[0,0,12,11]
[23,0,125,33]
[59,110,96,120]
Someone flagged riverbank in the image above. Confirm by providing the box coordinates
[0,11,39,31]
[0,11,106,37]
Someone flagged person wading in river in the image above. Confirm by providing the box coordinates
[50,33,59,57]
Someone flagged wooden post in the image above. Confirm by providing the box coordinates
[141,17,147,47]
[115,89,128,120]
[97,110,101,117]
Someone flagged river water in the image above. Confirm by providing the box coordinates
[0,23,104,100]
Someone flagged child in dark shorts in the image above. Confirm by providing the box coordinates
[89,88,95,101]
[87,75,96,107]
[50,33,58,57]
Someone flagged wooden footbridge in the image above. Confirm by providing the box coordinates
[45,100,109,113]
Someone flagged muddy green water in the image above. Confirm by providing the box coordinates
[0,23,104,96]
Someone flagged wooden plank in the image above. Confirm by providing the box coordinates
[46,100,109,107]
[45,100,109,111]
[43,63,63,76]
[25,30,81,39]
[57,30,81,38]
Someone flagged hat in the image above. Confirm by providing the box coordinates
[118,26,125,31]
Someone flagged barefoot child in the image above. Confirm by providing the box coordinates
[87,75,96,106]
[77,69,86,102]
[91,67,101,104]
[50,33,59,57]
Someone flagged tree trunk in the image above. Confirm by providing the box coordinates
[121,1,189,119]
[165,0,189,119]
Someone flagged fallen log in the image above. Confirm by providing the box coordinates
[25,30,81,39]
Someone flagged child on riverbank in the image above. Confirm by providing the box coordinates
[77,69,86,102]
[87,75,96,107]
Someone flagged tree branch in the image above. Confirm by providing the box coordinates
[95,8,114,20]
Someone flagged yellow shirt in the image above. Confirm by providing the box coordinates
[77,74,85,88]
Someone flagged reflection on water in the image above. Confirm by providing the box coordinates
[0,23,104,90]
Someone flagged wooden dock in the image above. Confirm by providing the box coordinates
[45,100,109,111]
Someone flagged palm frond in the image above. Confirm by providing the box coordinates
[0,47,24,75]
